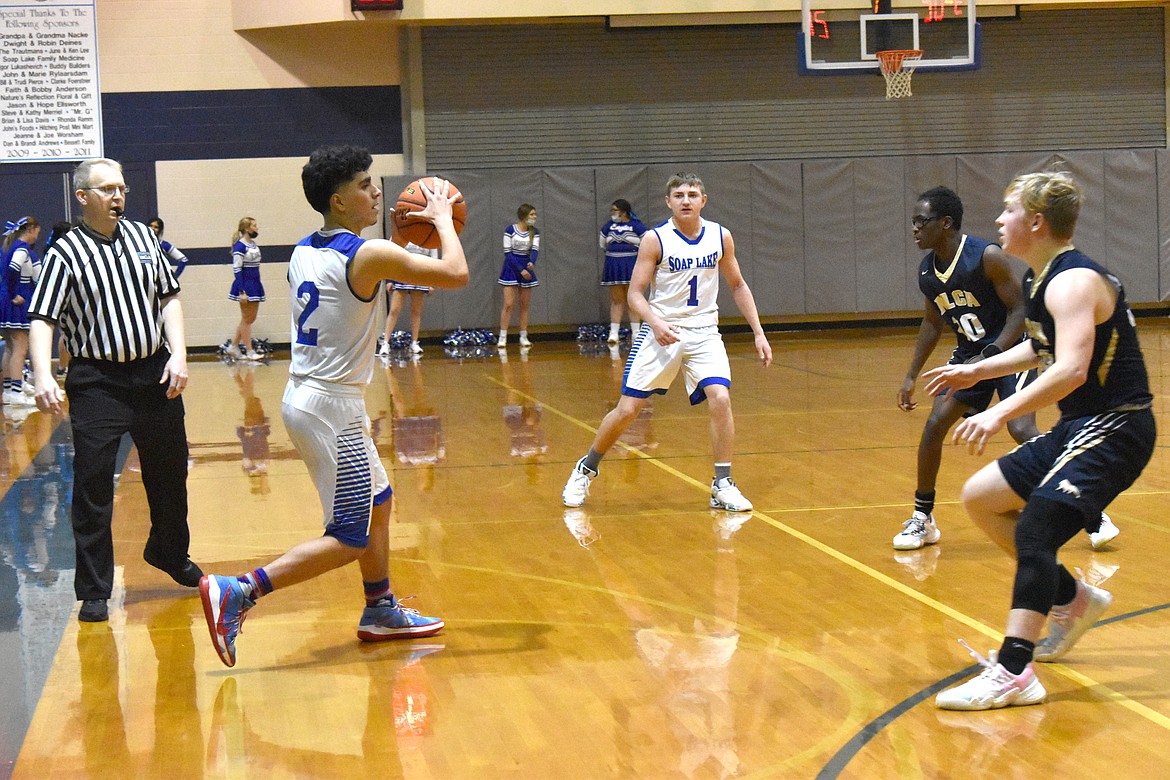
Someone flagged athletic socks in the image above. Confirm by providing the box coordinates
[998,636,1036,675]
[914,491,935,517]
[238,568,273,599]
[714,463,732,482]
[581,449,603,474]
[364,578,392,607]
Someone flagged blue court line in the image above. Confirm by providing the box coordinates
[815,603,1170,778]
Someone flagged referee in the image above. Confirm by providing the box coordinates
[28,157,203,623]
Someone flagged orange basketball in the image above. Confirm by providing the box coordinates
[392,178,466,249]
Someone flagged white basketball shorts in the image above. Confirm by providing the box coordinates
[282,376,391,547]
[621,324,731,406]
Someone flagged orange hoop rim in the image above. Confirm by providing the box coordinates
[876,49,924,74]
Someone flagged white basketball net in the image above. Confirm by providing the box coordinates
[877,50,923,99]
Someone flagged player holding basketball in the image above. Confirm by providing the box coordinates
[198,146,468,668]
[562,172,771,512]
[926,171,1154,710]
[896,186,1118,552]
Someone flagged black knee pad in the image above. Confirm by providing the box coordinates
[1011,496,1083,614]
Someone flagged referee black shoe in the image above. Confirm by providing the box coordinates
[144,549,204,588]
[79,599,109,622]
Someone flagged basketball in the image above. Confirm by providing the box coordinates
[392,178,466,249]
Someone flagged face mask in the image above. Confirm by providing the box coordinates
[247,230,259,239]
[611,213,624,222]
[526,218,536,227]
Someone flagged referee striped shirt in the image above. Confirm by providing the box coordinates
[28,220,181,363]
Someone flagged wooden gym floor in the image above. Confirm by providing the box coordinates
[3,324,1169,778]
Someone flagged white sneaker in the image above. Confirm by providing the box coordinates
[1034,579,1113,662]
[410,341,423,355]
[225,343,242,360]
[497,334,507,348]
[1089,512,1119,550]
[562,459,597,508]
[607,331,619,345]
[242,350,262,361]
[893,511,941,550]
[936,642,1046,711]
[519,334,532,348]
[563,508,599,547]
[710,477,752,512]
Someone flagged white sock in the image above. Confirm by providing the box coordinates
[609,322,619,336]
[498,329,507,340]
[631,320,641,333]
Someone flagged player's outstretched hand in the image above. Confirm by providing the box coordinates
[755,333,772,367]
[412,177,455,225]
[898,377,917,411]
[922,363,978,398]
[950,408,1005,455]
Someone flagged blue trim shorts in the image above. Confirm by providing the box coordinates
[282,377,392,548]
[621,324,730,406]
[998,407,1155,527]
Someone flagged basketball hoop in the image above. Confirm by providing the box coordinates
[876,49,923,99]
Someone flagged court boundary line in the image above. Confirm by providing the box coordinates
[488,375,1170,761]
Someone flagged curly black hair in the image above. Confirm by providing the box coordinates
[301,145,374,215]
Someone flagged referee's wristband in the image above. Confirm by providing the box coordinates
[980,344,1003,359]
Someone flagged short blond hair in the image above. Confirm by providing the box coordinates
[665,172,705,196]
[1005,171,1081,241]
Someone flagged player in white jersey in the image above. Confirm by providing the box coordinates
[562,173,772,512]
[197,145,468,668]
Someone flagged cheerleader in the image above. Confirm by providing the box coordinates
[1,217,41,406]
[226,216,264,361]
[600,199,648,344]
[497,204,540,348]
[148,217,189,278]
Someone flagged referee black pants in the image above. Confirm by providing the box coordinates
[66,351,190,600]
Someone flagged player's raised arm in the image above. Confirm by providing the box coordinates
[350,178,468,294]
[718,230,772,367]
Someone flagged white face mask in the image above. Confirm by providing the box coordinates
[527,217,536,227]
[610,212,624,222]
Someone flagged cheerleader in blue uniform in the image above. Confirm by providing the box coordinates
[1,217,41,406]
[148,217,189,278]
[226,216,265,360]
[600,199,648,344]
[497,204,540,348]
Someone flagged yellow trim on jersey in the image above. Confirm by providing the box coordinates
[933,234,967,284]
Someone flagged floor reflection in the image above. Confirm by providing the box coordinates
[0,418,75,774]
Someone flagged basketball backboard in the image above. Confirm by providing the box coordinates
[799,0,980,73]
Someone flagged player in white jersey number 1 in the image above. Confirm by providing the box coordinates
[197,146,468,668]
[563,173,772,513]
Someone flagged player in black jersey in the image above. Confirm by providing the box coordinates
[896,186,1118,553]
[925,171,1155,711]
